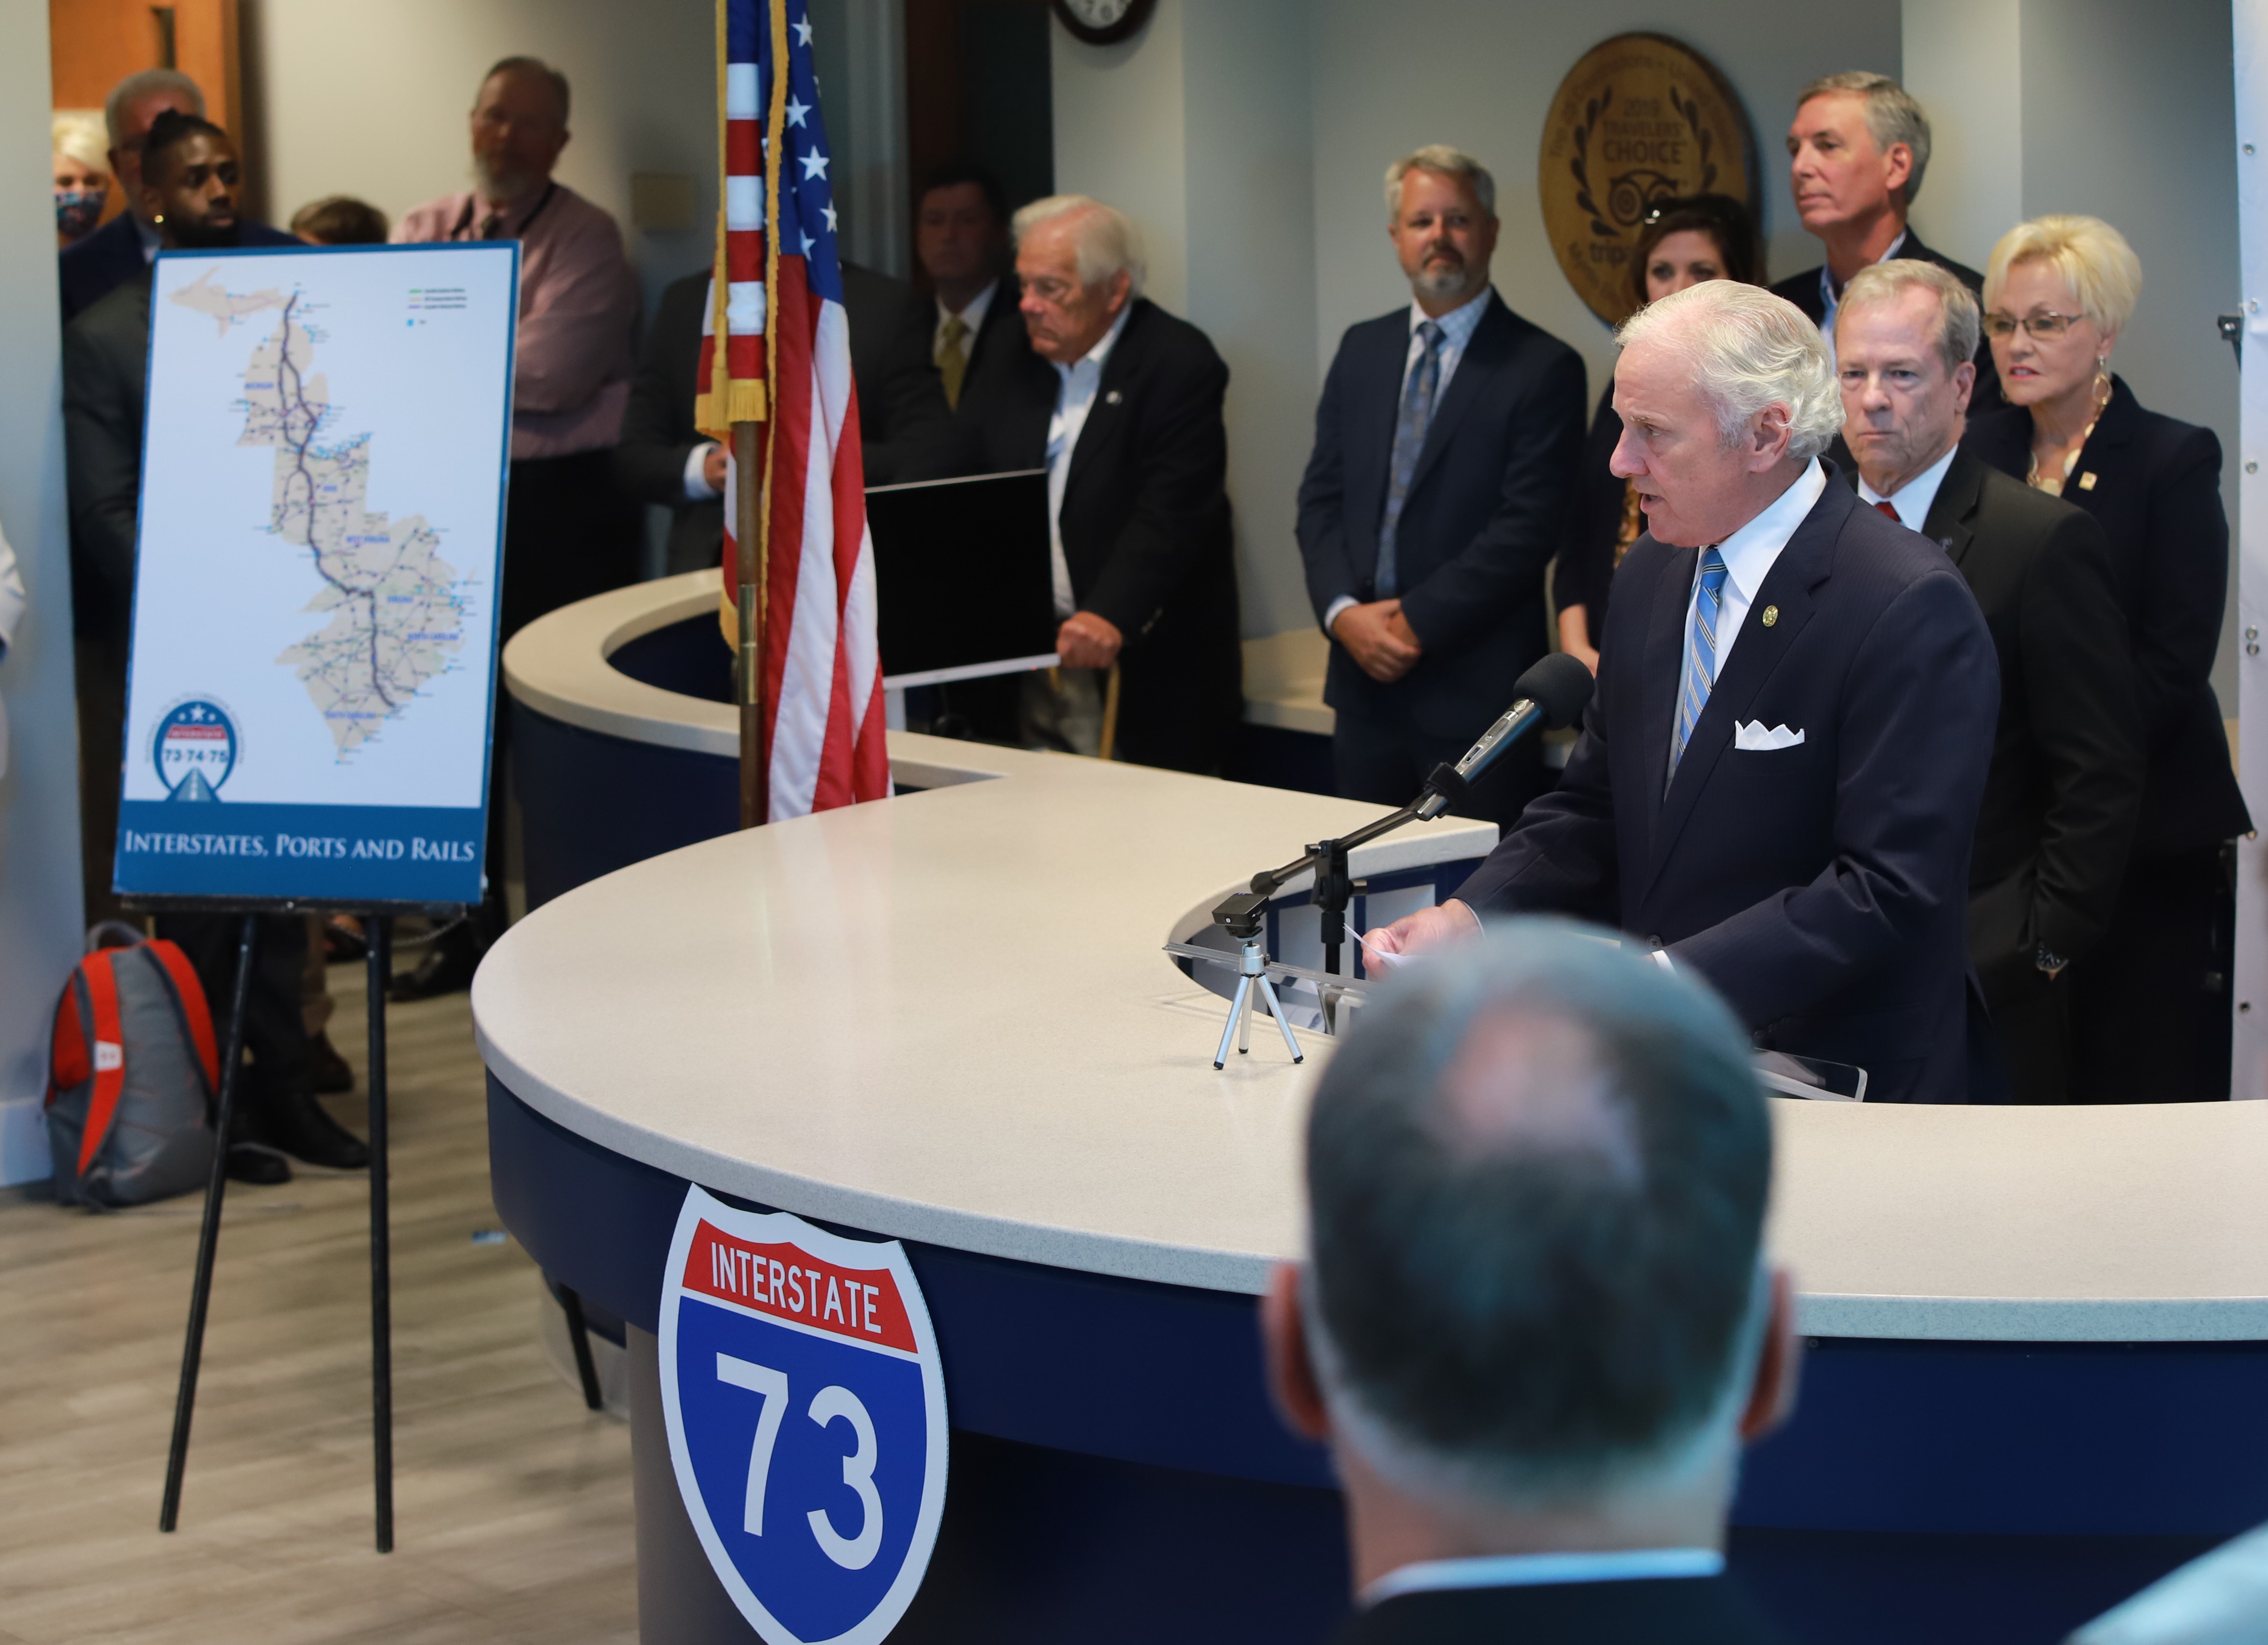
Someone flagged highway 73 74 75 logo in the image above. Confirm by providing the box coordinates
[659,1189,948,1645]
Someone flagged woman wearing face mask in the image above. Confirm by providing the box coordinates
[1965,216,2250,1103]
[52,112,109,248]
[1552,193,1764,673]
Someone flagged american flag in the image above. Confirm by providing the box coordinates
[698,0,889,819]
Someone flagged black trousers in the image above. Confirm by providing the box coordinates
[1331,704,1546,831]
[474,451,643,939]
[2065,846,2236,1104]
[154,912,311,1114]
[1977,963,2069,1106]
[74,635,128,932]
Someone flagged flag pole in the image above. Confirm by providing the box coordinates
[734,419,766,829]
[738,0,791,829]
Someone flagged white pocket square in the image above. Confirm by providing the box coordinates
[1735,721,1805,751]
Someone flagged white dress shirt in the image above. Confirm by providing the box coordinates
[1687,457,1827,684]
[1363,1548,1725,1608]
[1856,441,1958,535]
[1323,285,1496,634]
[935,277,998,359]
[1045,302,1133,620]
[1817,229,1906,361]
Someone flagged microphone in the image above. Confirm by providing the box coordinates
[1415,652,1595,820]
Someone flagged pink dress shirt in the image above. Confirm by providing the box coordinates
[395,180,639,461]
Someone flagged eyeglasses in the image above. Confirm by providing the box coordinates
[1982,310,2084,339]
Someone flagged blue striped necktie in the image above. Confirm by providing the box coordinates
[1376,319,1443,597]
[1669,547,1729,784]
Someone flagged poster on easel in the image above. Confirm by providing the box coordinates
[114,241,518,907]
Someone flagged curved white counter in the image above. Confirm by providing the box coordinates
[484,576,2268,1345]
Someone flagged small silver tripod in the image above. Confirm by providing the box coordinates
[1210,929,1304,1070]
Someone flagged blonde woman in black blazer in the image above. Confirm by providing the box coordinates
[1963,215,2250,1103]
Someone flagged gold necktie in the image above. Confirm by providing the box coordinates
[937,313,970,409]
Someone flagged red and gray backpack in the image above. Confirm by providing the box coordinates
[45,925,222,1208]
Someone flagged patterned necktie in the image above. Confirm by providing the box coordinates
[1669,547,1730,784]
[1873,498,1902,523]
[1375,320,1443,597]
[937,313,970,410]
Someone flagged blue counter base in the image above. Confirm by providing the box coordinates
[489,1079,2262,1643]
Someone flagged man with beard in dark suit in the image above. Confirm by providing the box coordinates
[942,193,1241,774]
[1770,72,2000,417]
[1297,145,1587,828]
[1835,260,2141,1103]
[1263,924,1801,1645]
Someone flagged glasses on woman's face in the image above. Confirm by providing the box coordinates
[1982,310,2083,340]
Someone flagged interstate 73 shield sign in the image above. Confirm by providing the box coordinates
[660,1188,949,1644]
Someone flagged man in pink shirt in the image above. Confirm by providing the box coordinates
[394,56,642,998]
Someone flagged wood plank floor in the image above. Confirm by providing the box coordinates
[0,963,637,1645]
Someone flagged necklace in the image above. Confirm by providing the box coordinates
[2027,366,2113,496]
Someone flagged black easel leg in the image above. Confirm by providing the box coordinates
[559,1285,605,1411]
[366,914,394,1554]
[160,911,260,1533]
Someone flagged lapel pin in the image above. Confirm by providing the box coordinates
[2078,472,2098,491]
[1104,390,1123,405]
[1761,605,1779,627]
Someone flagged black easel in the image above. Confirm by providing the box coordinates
[159,904,407,1554]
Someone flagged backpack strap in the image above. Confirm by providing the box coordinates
[76,950,129,1179]
[48,967,91,1100]
[144,939,221,1095]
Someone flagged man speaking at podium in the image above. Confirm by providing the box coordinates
[1372,281,2000,1104]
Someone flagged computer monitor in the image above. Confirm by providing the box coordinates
[864,469,1058,685]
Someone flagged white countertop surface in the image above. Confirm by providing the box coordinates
[481,581,2268,1343]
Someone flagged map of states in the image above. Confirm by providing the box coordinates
[171,267,470,754]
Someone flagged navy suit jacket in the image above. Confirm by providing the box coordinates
[1457,472,1999,1104]
[59,213,302,324]
[1296,292,1587,740]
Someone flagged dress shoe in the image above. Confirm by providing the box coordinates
[309,1030,355,1095]
[388,932,481,1002]
[323,916,368,963]
[225,1142,292,1185]
[257,1088,371,1170]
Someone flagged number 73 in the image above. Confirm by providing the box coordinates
[716,1353,883,1570]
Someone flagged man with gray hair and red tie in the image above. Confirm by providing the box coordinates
[1370,280,2000,1105]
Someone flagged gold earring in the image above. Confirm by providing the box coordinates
[2095,357,2111,393]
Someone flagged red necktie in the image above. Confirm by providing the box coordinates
[1873,499,1902,523]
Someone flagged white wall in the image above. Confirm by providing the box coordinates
[1902,0,2024,271]
[0,3,93,1181]
[245,0,721,314]
[2235,0,2268,1097]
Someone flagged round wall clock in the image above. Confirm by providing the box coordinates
[1052,0,1156,47]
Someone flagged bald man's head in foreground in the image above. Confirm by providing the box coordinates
[1263,920,1800,1592]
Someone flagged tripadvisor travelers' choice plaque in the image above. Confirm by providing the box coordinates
[660,1188,949,1645]
[115,242,517,907]
[1537,34,1757,328]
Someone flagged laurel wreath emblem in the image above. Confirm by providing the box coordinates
[1569,79,1724,241]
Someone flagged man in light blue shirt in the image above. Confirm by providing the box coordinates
[1262,923,1802,1643]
